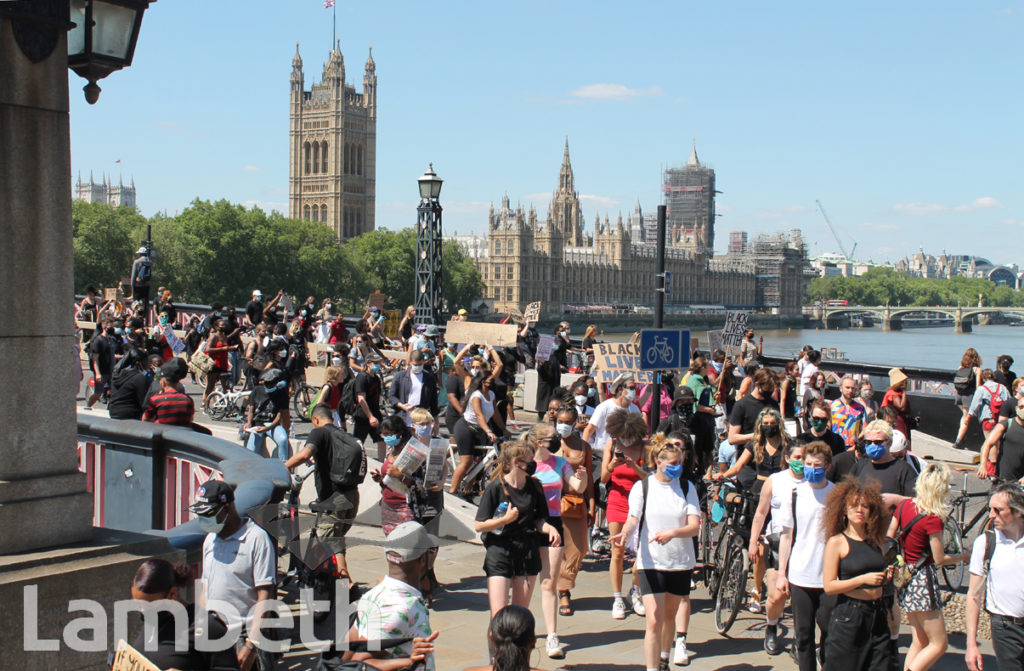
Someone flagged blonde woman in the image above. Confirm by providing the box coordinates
[886,463,969,671]
[581,325,598,374]
[398,305,417,344]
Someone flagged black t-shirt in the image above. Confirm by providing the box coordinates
[995,370,1017,393]
[305,425,365,500]
[248,385,288,422]
[829,450,861,483]
[1000,396,1018,419]
[224,315,242,348]
[353,372,381,419]
[854,458,917,497]
[89,335,114,377]
[796,429,847,457]
[246,299,263,326]
[738,443,782,492]
[132,604,240,671]
[107,370,150,420]
[728,394,779,443]
[997,419,1024,482]
[444,373,466,424]
[475,476,548,542]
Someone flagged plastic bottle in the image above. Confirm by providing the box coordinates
[491,501,510,535]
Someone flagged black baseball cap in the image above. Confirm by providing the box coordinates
[189,479,234,516]
[673,386,696,403]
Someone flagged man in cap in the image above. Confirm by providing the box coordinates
[353,351,387,460]
[130,246,153,325]
[583,373,641,457]
[353,521,439,671]
[143,358,195,426]
[656,385,698,435]
[191,479,276,671]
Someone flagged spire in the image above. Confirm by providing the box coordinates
[365,45,375,71]
[557,136,574,193]
[686,135,699,167]
[292,42,302,69]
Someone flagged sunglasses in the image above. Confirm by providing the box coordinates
[863,439,888,446]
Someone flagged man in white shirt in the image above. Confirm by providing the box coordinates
[583,373,642,457]
[965,483,1024,671]
[798,349,821,398]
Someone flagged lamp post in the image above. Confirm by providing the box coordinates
[67,0,154,103]
[416,163,444,325]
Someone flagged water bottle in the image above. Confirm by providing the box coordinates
[491,501,509,535]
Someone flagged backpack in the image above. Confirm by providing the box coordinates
[983,528,997,575]
[134,258,152,284]
[983,383,1005,431]
[285,339,307,375]
[953,367,975,396]
[328,426,367,488]
[340,376,358,413]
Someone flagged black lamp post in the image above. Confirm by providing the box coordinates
[415,164,444,326]
[68,0,154,104]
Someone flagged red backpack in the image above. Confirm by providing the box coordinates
[982,382,1005,431]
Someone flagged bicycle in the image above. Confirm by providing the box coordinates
[692,479,719,593]
[292,380,318,421]
[445,442,499,501]
[203,387,251,421]
[711,478,759,634]
[939,467,1001,600]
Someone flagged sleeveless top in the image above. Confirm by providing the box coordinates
[838,534,886,581]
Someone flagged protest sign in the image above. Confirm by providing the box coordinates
[523,301,542,323]
[368,290,387,310]
[423,438,449,489]
[111,640,161,671]
[706,330,724,355]
[591,342,659,384]
[536,334,555,361]
[280,293,294,314]
[164,326,186,355]
[444,320,518,348]
[721,311,750,347]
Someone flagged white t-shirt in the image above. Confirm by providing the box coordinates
[768,470,803,535]
[969,529,1024,617]
[201,519,277,633]
[463,389,495,427]
[799,362,819,397]
[589,398,641,455]
[627,474,701,571]
[776,480,834,588]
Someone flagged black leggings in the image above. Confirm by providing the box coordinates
[825,597,892,671]
[791,584,831,671]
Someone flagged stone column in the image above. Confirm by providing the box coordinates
[0,6,94,554]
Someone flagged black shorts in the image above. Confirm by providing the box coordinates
[637,569,693,597]
[454,418,488,457]
[538,516,563,548]
[483,536,541,578]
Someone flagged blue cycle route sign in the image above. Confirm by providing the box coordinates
[639,329,690,371]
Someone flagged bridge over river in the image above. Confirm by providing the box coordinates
[803,304,1024,332]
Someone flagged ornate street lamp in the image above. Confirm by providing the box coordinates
[68,0,154,104]
[415,164,444,325]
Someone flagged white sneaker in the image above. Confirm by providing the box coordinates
[630,586,646,616]
[546,633,564,659]
[673,638,689,666]
[612,597,627,620]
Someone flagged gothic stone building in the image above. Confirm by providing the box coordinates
[74,172,136,209]
[478,141,809,317]
[289,41,376,241]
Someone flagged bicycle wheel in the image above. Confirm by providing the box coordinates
[698,515,714,590]
[709,524,729,596]
[204,391,228,420]
[714,541,747,634]
[940,517,966,601]
[292,384,312,421]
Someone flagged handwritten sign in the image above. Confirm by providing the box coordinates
[444,320,518,348]
[523,301,542,323]
[591,342,658,384]
[706,330,724,355]
[164,326,186,354]
[536,334,555,361]
[280,293,294,314]
[110,640,161,671]
[722,311,750,347]
[368,290,387,309]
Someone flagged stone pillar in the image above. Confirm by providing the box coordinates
[0,6,94,554]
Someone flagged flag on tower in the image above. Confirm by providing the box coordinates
[114,159,121,164]
[323,0,334,7]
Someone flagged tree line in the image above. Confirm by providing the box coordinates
[806,267,1024,307]
[73,199,485,313]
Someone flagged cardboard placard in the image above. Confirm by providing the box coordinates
[111,640,161,671]
[591,342,658,384]
[280,294,294,313]
[164,326,186,355]
[523,301,542,323]
[722,311,750,347]
[306,366,327,387]
[380,348,409,362]
[444,320,518,348]
[536,334,555,361]
[706,330,724,355]
[104,288,119,301]
[381,309,401,339]
[368,290,387,309]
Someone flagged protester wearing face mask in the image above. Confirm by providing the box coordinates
[601,410,651,620]
[583,374,642,462]
[571,382,595,428]
[776,441,836,671]
[853,419,917,504]
[726,368,780,457]
[859,380,879,422]
[203,316,235,405]
[450,346,506,496]
[830,375,867,450]
[353,352,388,461]
[682,358,718,471]
[657,385,697,436]
[796,399,847,457]
[611,438,702,670]
[389,350,440,428]
[536,326,568,420]
[584,376,600,408]
[244,368,292,461]
[315,365,348,428]
[554,407,595,617]
[476,442,559,617]
[377,417,418,535]
[749,442,806,656]
[191,480,276,671]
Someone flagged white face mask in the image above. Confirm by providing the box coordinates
[574,394,588,407]
[412,365,424,374]
[414,424,432,437]
[471,367,483,377]
[198,513,225,534]
[555,423,573,438]
[623,389,636,402]
[326,303,332,310]
[332,356,343,366]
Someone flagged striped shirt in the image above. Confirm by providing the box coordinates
[145,389,194,425]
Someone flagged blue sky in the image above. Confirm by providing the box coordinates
[70,1,1023,266]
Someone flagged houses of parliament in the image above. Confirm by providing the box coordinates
[471,141,811,317]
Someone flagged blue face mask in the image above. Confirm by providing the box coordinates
[587,387,596,398]
[865,443,887,460]
[663,464,683,479]
[383,434,400,447]
[552,343,560,351]
[804,466,826,484]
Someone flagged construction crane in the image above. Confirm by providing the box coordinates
[815,199,857,260]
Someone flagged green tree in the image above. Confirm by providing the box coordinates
[72,200,147,291]
[441,239,486,313]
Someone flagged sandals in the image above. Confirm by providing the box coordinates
[559,590,573,616]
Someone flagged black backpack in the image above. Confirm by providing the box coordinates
[328,426,367,488]
[340,376,358,412]
[953,367,975,396]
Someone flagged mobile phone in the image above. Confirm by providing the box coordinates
[613,450,624,459]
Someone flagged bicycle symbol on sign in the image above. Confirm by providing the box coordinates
[645,336,674,365]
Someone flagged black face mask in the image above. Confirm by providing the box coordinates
[676,404,694,421]
[520,461,537,476]
[762,424,780,438]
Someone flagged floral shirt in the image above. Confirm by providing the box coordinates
[829,398,866,447]
[356,576,434,671]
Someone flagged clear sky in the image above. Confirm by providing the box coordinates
[70,1,1023,266]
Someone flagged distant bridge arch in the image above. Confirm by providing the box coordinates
[812,305,1024,333]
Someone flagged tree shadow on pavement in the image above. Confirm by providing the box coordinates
[557,628,643,649]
